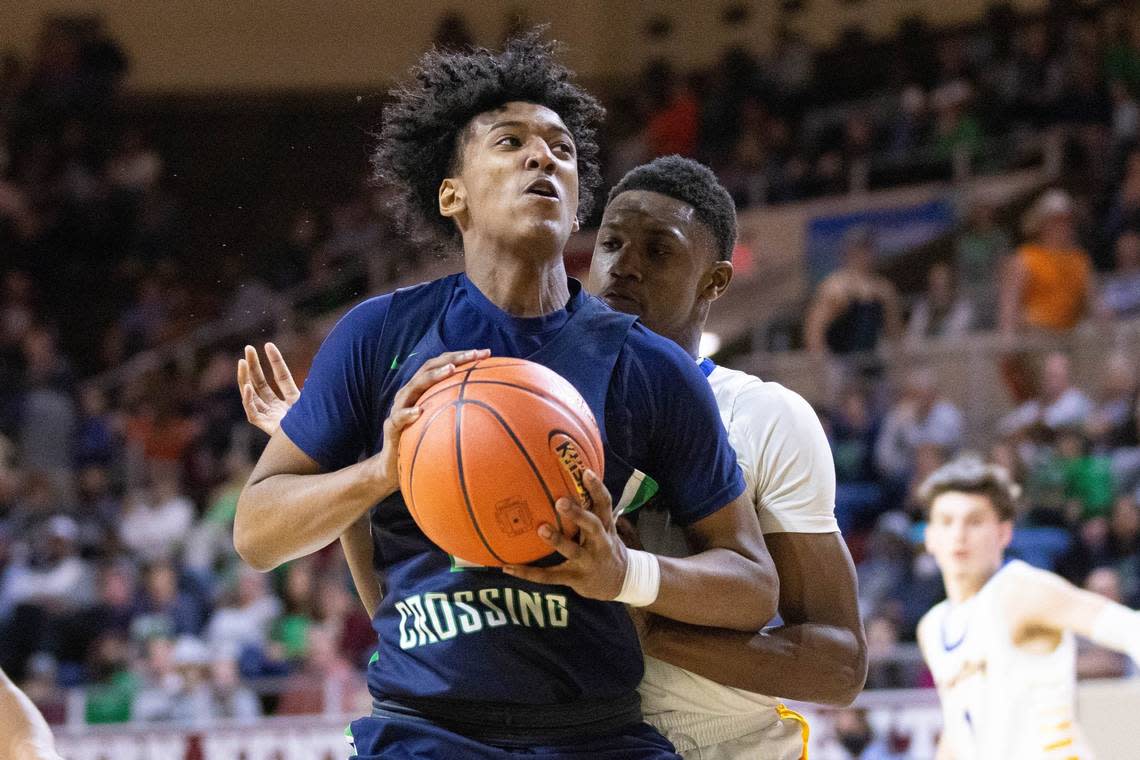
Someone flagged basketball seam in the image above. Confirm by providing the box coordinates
[405,401,459,528]
[459,398,565,538]
[455,364,507,564]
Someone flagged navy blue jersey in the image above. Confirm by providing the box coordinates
[280,273,744,706]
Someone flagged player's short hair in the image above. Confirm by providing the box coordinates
[917,456,1022,522]
[607,155,738,262]
[372,29,605,249]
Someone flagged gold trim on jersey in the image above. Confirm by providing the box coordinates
[775,704,810,760]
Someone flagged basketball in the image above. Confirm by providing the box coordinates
[397,357,604,566]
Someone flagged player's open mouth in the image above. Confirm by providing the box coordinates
[525,178,559,200]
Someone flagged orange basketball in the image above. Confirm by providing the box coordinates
[397,357,604,566]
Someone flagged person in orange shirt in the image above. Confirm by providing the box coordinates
[999,189,1094,333]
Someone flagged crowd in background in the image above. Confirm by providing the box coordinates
[1,4,1140,746]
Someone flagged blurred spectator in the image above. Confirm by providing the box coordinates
[954,196,1010,328]
[314,574,375,668]
[1097,229,1140,320]
[642,61,699,159]
[875,368,964,485]
[204,655,260,721]
[205,567,281,662]
[1000,189,1093,333]
[117,476,194,564]
[131,561,206,641]
[73,386,118,469]
[905,262,974,344]
[824,386,885,535]
[262,208,318,293]
[1110,79,1139,151]
[804,228,903,357]
[1077,567,1132,679]
[832,707,908,759]
[1086,353,1139,449]
[0,515,92,680]
[864,614,910,690]
[132,635,213,724]
[276,624,358,715]
[83,633,136,724]
[272,560,316,662]
[999,352,1094,437]
[431,11,473,53]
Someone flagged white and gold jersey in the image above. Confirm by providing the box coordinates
[918,560,1093,760]
[638,363,837,759]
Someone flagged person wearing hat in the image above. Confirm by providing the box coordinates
[999,189,1094,333]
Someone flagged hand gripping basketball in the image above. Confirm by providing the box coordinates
[368,349,491,494]
[502,469,629,602]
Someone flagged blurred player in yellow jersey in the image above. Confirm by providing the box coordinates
[1,667,63,760]
[916,457,1140,760]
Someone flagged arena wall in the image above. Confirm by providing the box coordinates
[6,0,1047,92]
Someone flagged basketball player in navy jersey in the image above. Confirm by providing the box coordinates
[241,157,866,758]
[234,34,775,759]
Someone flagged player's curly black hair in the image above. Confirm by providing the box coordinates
[607,156,737,262]
[372,29,605,249]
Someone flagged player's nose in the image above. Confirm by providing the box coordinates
[525,140,556,174]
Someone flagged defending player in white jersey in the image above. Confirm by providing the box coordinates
[238,156,867,759]
[916,456,1140,760]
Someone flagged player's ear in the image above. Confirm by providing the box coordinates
[439,178,466,220]
[999,520,1014,551]
[571,217,580,233]
[701,260,734,303]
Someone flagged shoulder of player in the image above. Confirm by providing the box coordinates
[622,323,706,385]
[329,292,396,338]
[716,370,820,431]
[916,604,946,654]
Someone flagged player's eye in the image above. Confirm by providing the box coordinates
[496,135,522,147]
[600,237,622,252]
[553,141,574,157]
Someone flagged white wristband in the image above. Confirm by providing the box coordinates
[1089,603,1140,665]
[614,549,660,607]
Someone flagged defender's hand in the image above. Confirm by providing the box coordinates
[238,343,300,435]
[503,470,628,602]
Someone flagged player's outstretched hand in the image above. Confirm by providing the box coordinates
[238,343,300,435]
[502,470,628,601]
[363,348,492,494]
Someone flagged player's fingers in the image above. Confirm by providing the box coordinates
[416,348,490,378]
[236,357,250,392]
[555,498,604,543]
[241,383,275,434]
[393,362,455,411]
[538,522,582,560]
[265,342,300,401]
[387,405,424,434]
[582,470,614,532]
[244,345,275,399]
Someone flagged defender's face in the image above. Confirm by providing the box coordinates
[452,101,580,248]
[925,492,1012,581]
[589,190,713,339]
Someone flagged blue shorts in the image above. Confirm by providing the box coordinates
[346,713,682,759]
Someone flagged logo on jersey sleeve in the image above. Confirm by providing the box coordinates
[615,469,658,517]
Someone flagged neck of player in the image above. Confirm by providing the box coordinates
[944,567,997,605]
[465,242,571,318]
